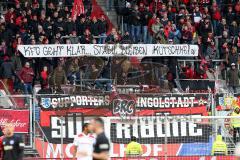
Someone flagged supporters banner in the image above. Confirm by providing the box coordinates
[37,114,212,158]
[38,94,211,159]
[39,94,110,110]
[38,93,211,111]
[0,109,29,133]
[18,44,199,57]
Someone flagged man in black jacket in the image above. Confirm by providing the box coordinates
[77,16,88,36]
[90,16,99,38]
[0,56,15,90]
[98,15,108,44]
[122,2,132,34]
[130,5,141,43]
[141,6,152,43]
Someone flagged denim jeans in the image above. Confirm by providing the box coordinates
[142,25,150,44]
[95,79,112,91]
[124,23,130,33]
[106,0,113,10]
[212,20,219,32]
[99,33,107,44]
[23,83,32,105]
[131,25,141,43]
[23,83,33,94]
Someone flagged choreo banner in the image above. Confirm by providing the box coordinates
[18,44,199,57]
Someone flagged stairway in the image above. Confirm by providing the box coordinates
[94,0,118,28]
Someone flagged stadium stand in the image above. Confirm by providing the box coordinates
[0,0,240,159]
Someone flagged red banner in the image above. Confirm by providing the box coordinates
[0,109,29,133]
[35,138,234,160]
[35,138,180,158]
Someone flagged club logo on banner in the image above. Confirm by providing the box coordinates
[111,94,136,119]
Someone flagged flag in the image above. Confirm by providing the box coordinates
[71,0,85,19]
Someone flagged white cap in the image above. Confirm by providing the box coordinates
[231,63,236,66]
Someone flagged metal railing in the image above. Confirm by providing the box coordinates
[0,80,17,108]
[35,121,55,158]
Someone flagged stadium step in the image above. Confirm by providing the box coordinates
[95,0,118,27]
[24,148,40,157]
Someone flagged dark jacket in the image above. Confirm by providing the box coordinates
[77,21,88,36]
[0,60,15,79]
[227,68,240,87]
[90,21,99,36]
[98,20,108,34]
[130,10,141,26]
[65,21,77,35]
[140,10,152,26]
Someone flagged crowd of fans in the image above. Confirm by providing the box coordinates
[0,0,240,94]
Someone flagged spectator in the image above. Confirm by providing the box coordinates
[229,21,239,38]
[206,40,218,59]
[106,28,120,44]
[219,31,231,59]
[181,25,193,44]
[151,17,163,40]
[168,24,181,44]
[90,16,99,38]
[122,2,132,34]
[0,56,15,90]
[121,31,133,44]
[95,60,111,91]
[226,6,235,25]
[67,58,81,85]
[211,3,221,31]
[69,31,79,44]
[40,66,48,90]
[185,63,194,79]
[89,64,100,79]
[130,5,141,43]
[234,32,240,53]
[98,15,108,44]
[19,62,34,95]
[52,65,67,93]
[141,6,152,43]
[80,29,93,44]
[217,18,228,37]
[65,17,76,35]
[227,63,240,93]
[226,47,239,67]
[77,16,88,36]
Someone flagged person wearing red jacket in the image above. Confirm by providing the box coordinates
[18,62,35,106]
[211,3,221,31]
